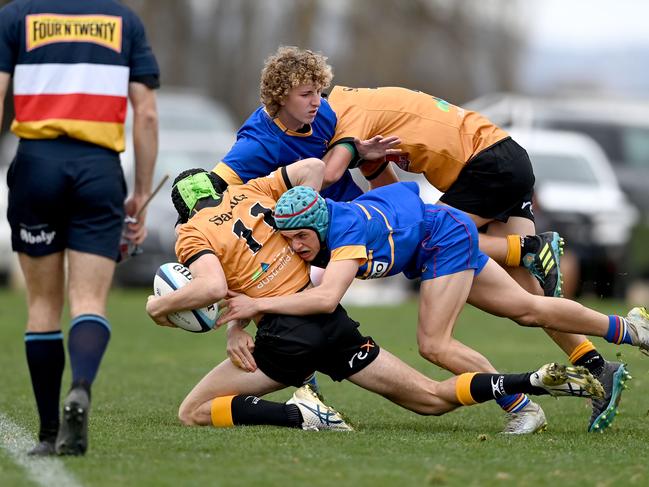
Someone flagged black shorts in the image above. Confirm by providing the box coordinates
[7,138,127,260]
[440,137,535,222]
[253,305,380,387]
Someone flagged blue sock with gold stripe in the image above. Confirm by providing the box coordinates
[605,315,632,345]
[496,394,530,413]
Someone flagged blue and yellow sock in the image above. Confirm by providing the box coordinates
[496,393,530,413]
[605,315,633,345]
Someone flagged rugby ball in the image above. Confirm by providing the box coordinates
[153,263,218,333]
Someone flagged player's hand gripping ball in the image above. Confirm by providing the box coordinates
[153,263,218,332]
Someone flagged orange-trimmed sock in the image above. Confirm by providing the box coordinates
[570,339,605,375]
[211,396,235,427]
[212,395,302,428]
[505,235,522,267]
[456,372,549,406]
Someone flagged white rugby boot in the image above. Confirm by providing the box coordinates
[287,385,353,431]
[502,401,547,435]
[625,307,649,355]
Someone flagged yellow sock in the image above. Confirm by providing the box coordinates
[210,395,235,427]
[455,373,478,405]
[505,234,522,267]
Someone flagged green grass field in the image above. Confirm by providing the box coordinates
[1,289,648,487]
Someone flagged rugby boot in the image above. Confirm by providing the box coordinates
[287,385,352,431]
[522,232,564,297]
[589,361,631,432]
[55,387,90,455]
[302,373,324,400]
[27,439,56,456]
[625,307,649,355]
[502,401,547,435]
[530,363,604,398]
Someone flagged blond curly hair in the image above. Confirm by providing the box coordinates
[260,46,333,117]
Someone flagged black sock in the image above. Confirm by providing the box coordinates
[520,235,541,264]
[68,315,111,395]
[574,350,605,376]
[470,373,549,403]
[25,331,65,442]
[231,395,302,427]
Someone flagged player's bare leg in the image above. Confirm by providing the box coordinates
[178,359,350,431]
[416,270,547,433]
[487,217,626,432]
[348,349,603,416]
[55,251,115,455]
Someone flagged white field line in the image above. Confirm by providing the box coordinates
[0,412,83,487]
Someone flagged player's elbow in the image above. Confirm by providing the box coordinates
[205,280,227,303]
[304,158,326,184]
[134,105,158,130]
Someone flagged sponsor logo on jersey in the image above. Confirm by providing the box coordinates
[254,247,296,289]
[208,194,248,226]
[251,262,270,282]
[26,14,122,52]
[368,260,390,279]
[20,228,56,245]
[433,96,451,112]
[25,14,122,52]
[348,339,375,368]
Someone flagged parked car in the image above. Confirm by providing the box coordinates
[509,129,639,297]
[466,93,649,218]
[0,89,237,287]
[0,162,14,285]
[114,90,236,286]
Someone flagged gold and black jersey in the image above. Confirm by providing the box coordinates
[328,86,509,191]
[175,169,310,298]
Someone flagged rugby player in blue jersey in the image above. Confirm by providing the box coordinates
[218,183,649,433]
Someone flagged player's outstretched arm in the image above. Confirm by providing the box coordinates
[322,136,402,189]
[217,259,359,324]
[322,144,353,188]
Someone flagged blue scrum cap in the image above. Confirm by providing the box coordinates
[274,186,329,242]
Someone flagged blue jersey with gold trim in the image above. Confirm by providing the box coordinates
[220,98,362,202]
[325,182,426,279]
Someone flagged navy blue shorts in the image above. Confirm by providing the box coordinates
[404,205,489,281]
[7,138,127,260]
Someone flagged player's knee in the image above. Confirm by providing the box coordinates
[177,403,198,426]
[418,341,449,367]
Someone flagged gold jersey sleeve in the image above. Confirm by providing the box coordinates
[328,86,509,191]
[175,169,310,298]
[212,162,243,185]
